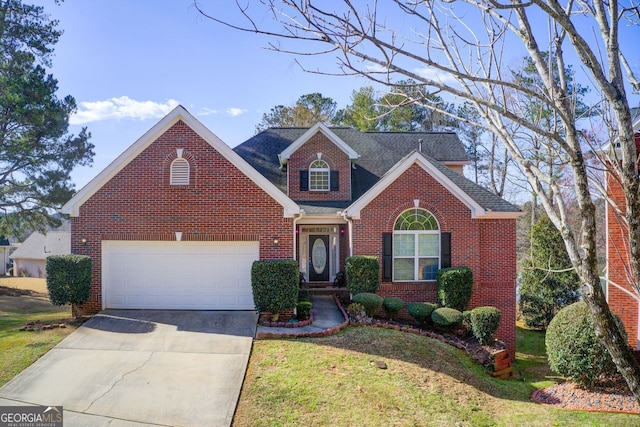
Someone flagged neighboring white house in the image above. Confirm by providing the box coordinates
[11,230,71,278]
[0,236,13,276]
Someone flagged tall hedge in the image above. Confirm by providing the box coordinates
[436,267,473,311]
[46,255,92,307]
[251,260,299,314]
[346,256,380,294]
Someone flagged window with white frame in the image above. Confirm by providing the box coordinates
[393,208,440,281]
[170,158,190,185]
[309,159,329,191]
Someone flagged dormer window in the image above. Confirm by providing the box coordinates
[170,158,190,185]
[309,159,330,191]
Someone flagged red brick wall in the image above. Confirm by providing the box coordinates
[72,120,293,314]
[352,163,517,355]
[606,154,639,348]
[287,132,352,201]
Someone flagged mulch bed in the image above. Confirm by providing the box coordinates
[0,285,36,297]
[532,375,640,414]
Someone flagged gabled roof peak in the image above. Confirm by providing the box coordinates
[278,123,360,163]
[62,105,300,217]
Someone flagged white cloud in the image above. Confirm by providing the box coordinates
[70,96,180,125]
[197,107,221,116]
[365,63,390,74]
[413,67,457,84]
[226,108,247,117]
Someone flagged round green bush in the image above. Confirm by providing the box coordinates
[470,306,501,344]
[431,307,463,330]
[546,301,626,389]
[382,297,405,321]
[407,302,437,327]
[296,301,312,320]
[352,292,384,317]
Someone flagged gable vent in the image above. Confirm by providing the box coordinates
[170,158,190,185]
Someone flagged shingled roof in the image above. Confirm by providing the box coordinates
[233,126,520,214]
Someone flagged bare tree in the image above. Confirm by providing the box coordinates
[193,0,640,400]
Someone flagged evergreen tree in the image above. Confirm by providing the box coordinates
[0,0,94,236]
[519,214,581,329]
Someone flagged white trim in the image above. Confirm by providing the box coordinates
[279,123,359,162]
[62,105,300,217]
[344,151,519,219]
[442,160,471,166]
[296,216,348,225]
[479,211,525,219]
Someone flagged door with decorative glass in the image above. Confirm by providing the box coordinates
[309,235,330,281]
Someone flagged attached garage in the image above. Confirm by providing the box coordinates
[102,241,259,310]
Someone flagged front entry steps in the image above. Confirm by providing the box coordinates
[307,281,349,296]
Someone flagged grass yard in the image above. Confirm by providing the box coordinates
[234,326,639,426]
[0,279,77,387]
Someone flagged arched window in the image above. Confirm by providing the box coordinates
[393,208,440,281]
[170,158,190,185]
[309,159,329,191]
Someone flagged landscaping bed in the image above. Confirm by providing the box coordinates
[533,375,640,414]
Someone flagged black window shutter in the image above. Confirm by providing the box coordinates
[441,232,451,269]
[382,232,393,282]
[330,171,339,191]
[300,170,309,191]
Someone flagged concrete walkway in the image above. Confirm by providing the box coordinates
[256,295,348,338]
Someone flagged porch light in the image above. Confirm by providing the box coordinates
[340,227,345,235]
[81,238,87,246]
[273,237,280,247]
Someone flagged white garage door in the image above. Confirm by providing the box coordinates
[102,241,259,310]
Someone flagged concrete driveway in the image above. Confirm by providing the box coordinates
[0,310,257,426]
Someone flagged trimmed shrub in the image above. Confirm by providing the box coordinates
[407,302,437,327]
[352,292,384,317]
[296,301,312,320]
[470,306,501,344]
[462,310,473,330]
[436,267,473,311]
[346,256,380,295]
[346,302,366,318]
[382,297,405,321]
[546,301,626,389]
[431,307,463,330]
[251,260,299,318]
[46,255,92,308]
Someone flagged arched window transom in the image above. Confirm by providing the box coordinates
[309,159,329,191]
[393,208,440,281]
[170,158,190,186]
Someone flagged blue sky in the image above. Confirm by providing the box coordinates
[43,1,640,190]
[46,0,371,188]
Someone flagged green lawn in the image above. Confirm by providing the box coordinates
[234,326,639,426]
[0,287,77,387]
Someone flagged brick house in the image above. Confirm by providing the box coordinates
[62,105,521,353]
[605,113,640,349]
